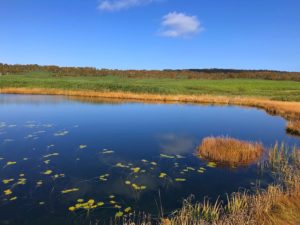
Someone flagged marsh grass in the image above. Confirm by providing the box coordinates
[162,145,300,225]
[198,137,263,166]
[2,87,300,122]
[286,120,300,136]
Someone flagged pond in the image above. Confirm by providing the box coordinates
[0,94,299,225]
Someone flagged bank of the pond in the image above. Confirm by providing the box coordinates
[1,87,300,121]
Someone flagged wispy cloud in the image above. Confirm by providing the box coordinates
[98,0,155,11]
[160,12,203,38]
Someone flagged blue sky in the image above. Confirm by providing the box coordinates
[1,0,300,71]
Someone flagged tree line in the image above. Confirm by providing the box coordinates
[1,63,300,81]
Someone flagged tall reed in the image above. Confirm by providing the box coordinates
[162,144,300,225]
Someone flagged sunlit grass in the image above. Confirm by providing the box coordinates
[1,73,300,101]
[198,137,263,166]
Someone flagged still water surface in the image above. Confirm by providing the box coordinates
[0,94,299,224]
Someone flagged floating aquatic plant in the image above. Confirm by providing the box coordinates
[36,181,43,187]
[43,170,53,175]
[102,149,114,154]
[160,154,175,159]
[54,130,69,137]
[17,178,26,185]
[77,199,84,203]
[207,162,217,168]
[6,161,16,166]
[53,173,65,179]
[9,196,17,201]
[43,153,59,158]
[131,183,147,191]
[99,174,110,181]
[125,180,131,185]
[4,189,12,195]
[114,204,122,209]
[68,206,76,212]
[79,145,87,149]
[2,179,14,184]
[186,167,195,171]
[44,160,50,164]
[175,178,186,182]
[97,202,104,206]
[116,163,129,168]
[130,167,141,173]
[124,207,132,213]
[198,168,205,173]
[150,162,157,166]
[61,188,79,194]
[115,211,123,218]
[159,173,167,178]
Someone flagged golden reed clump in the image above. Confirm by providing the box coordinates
[286,120,300,136]
[198,137,263,166]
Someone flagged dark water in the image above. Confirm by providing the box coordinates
[0,94,299,225]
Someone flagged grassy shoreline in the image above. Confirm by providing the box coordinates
[1,71,300,120]
[1,87,300,121]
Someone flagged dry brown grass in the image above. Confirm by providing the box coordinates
[1,87,300,121]
[162,145,300,225]
[163,184,300,225]
[286,120,300,136]
[198,137,263,166]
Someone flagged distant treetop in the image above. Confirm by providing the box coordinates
[1,63,299,81]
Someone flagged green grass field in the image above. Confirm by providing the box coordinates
[1,72,300,101]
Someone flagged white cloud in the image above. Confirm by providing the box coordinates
[160,12,203,38]
[98,0,155,11]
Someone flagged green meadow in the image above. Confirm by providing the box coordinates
[1,72,300,101]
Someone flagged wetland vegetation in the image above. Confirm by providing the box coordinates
[1,64,300,225]
[162,145,300,225]
[198,137,263,166]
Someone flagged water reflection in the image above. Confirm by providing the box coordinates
[157,134,196,155]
